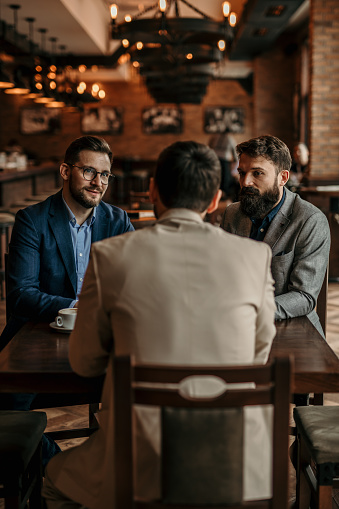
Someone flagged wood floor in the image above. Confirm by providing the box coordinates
[1,284,339,505]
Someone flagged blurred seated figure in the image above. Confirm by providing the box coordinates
[288,142,309,189]
[209,128,239,201]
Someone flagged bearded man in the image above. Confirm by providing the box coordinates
[220,134,330,337]
[0,136,134,464]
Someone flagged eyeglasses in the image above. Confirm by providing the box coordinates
[66,163,115,185]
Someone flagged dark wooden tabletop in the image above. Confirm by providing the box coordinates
[0,316,338,395]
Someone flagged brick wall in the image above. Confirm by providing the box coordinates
[254,46,296,150]
[309,0,339,178]
[0,75,253,164]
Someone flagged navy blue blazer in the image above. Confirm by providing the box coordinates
[1,190,134,347]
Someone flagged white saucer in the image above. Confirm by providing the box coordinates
[49,321,73,333]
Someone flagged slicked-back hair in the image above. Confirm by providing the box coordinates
[64,136,113,165]
[236,135,292,175]
[155,141,221,212]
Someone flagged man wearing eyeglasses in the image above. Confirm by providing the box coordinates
[0,136,134,463]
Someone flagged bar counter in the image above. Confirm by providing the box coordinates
[0,163,61,208]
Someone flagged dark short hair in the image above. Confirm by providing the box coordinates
[155,141,221,212]
[236,135,292,175]
[64,136,113,165]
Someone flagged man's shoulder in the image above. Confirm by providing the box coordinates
[285,188,325,219]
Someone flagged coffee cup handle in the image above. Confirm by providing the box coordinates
[56,316,64,327]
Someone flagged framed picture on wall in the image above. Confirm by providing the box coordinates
[81,107,123,134]
[142,106,183,134]
[204,107,245,134]
[20,108,61,135]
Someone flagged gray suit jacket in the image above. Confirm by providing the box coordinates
[220,188,331,335]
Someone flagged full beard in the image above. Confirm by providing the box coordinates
[239,183,280,219]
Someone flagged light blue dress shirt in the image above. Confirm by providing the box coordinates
[62,196,96,306]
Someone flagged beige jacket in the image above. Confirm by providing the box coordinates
[47,209,276,508]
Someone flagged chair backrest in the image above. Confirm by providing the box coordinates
[317,262,329,336]
[113,355,292,509]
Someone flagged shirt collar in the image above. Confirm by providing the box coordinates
[62,193,96,227]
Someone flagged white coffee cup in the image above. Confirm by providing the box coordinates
[55,308,77,330]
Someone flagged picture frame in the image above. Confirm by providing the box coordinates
[204,107,245,134]
[142,106,183,134]
[81,107,123,134]
[20,108,61,135]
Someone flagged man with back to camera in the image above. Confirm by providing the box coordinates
[220,134,330,338]
[0,135,134,462]
[43,140,276,509]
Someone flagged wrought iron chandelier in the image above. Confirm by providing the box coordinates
[109,0,237,104]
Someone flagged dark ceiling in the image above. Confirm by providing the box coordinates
[228,0,307,60]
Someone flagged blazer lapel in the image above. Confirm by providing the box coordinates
[48,192,77,293]
[91,203,110,243]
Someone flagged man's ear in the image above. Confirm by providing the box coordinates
[60,163,70,181]
[279,170,290,186]
[149,177,158,204]
[207,189,222,214]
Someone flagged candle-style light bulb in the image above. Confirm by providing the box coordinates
[222,1,231,17]
[229,12,237,26]
[110,4,118,20]
[159,0,166,13]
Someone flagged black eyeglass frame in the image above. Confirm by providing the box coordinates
[65,163,115,184]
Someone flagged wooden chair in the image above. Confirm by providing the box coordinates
[294,405,339,509]
[113,355,292,509]
[0,410,47,509]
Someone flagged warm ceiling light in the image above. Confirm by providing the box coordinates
[91,65,98,72]
[35,82,43,90]
[77,85,85,94]
[110,4,118,20]
[35,65,42,72]
[222,2,231,17]
[0,63,14,89]
[136,41,143,50]
[45,101,65,108]
[92,83,100,93]
[78,65,87,73]
[132,61,140,68]
[79,81,86,90]
[159,0,166,12]
[47,72,56,79]
[4,77,30,95]
[253,27,268,36]
[4,87,30,95]
[98,90,105,99]
[49,81,57,89]
[122,39,130,48]
[266,5,286,17]
[50,65,57,72]
[218,40,226,51]
[186,53,193,60]
[34,96,54,103]
[125,15,132,22]
[229,12,237,26]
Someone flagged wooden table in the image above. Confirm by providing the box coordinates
[0,317,338,395]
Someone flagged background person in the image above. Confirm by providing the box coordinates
[43,140,276,509]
